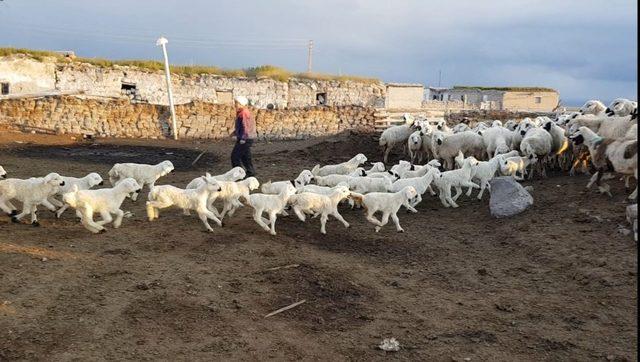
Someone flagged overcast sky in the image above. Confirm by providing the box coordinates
[0,0,636,105]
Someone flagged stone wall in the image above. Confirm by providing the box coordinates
[0,95,377,140]
[0,55,386,109]
[0,56,56,94]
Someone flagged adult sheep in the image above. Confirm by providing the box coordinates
[379,113,417,163]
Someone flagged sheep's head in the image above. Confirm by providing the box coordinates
[427,159,442,168]
[351,168,367,177]
[296,170,314,186]
[244,177,260,191]
[369,162,385,173]
[579,100,606,115]
[402,186,418,200]
[87,172,104,187]
[435,120,447,131]
[203,174,222,192]
[230,167,247,181]
[44,173,65,187]
[491,120,503,128]
[464,157,479,168]
[353,153,368,165]
[542,120,553,132]
[118,178,142,196]
[568,128,586,146]
[432,132,445,146]
[410,131,422,145]
[607,98,637,117]
[0,166,6,179]
[333,185,351,200]
[517,119,535,136]
[504,120,518,131]
[159,161,175,176]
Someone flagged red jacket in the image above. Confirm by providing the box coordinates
[234,107,257,140]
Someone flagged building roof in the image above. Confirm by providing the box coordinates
[452,86,557,92]
[386,83,424,88]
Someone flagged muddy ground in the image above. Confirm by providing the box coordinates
[0,130,637,361]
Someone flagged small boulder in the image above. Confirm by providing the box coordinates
[489,177,533,218]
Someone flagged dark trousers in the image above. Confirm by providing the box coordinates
[231,139,255,177]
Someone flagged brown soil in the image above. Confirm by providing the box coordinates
[0,130,637,361]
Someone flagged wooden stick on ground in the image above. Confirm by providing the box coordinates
[264,299,306,318]
[265,264,300,272]
[191,150,206,166]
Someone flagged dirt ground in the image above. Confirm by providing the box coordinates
[0,129,637,361]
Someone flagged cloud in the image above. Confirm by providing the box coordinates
[0,0,636,104]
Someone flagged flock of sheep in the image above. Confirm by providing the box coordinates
[0,97,637,239]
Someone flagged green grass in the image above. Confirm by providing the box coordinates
[453,85,557,92]
[0,47,380,83]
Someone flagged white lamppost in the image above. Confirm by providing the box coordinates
[156,36,178,140]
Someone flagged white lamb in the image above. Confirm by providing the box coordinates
[452,123,470,133]
[379,114,416,163]
[311,153,368,176]
[389,167,440,207]
[432,157,480,208]
[499,155,538,181]
[579,100,607,116]
[185,166,246,189]
[313,168,367,187]
[520,127,553,179]
[431,130,485,170]
[146,174,223,232]
[456,151,519,199]
[481,126,514,158]
[245,183,297,235]
[349,186,418,233]
[261,169,314,194]
[0,173,66,226]
[347,176,392,194]
[606,98,637,117]
[288,185,352,234]
[49,173,104,218]
[296,182,348,195]
[108,160,174,201]
[62,178,142,233]
[407,130,424,164]
[366,162,386,173]
[214,177,260,218]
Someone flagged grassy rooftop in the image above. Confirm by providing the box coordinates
[453,85,557,92]
[0,47,380,84]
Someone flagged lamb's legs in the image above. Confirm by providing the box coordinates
[0,198,17,215]
[56,204,69,218]
[252,210,271,232]
[452,186,463,201]
[29,204,39,225]
[320,213,328,234]
[48,196,64,208]
[292,206,307,222]
[477,180,490,200]
[40,199,57,212]
[13,203,33,222]
[390,212,404,233]
[197,211,215,232]
[366,210,383,226]
[96,210,113,227]
[374,212,391,233]
[80,207,104,233]
[331,209,350,228]
[113,209,124,228]
[268,211,278,235]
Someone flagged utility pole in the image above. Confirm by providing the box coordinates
[438,69,442,87]
[156,37,178,140]
[307,40,313,73]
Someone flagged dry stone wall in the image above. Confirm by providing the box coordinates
[0,95,377,140]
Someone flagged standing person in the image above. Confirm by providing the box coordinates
[231,96,257,177]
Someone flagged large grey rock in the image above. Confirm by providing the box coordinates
[489,177,533,218]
